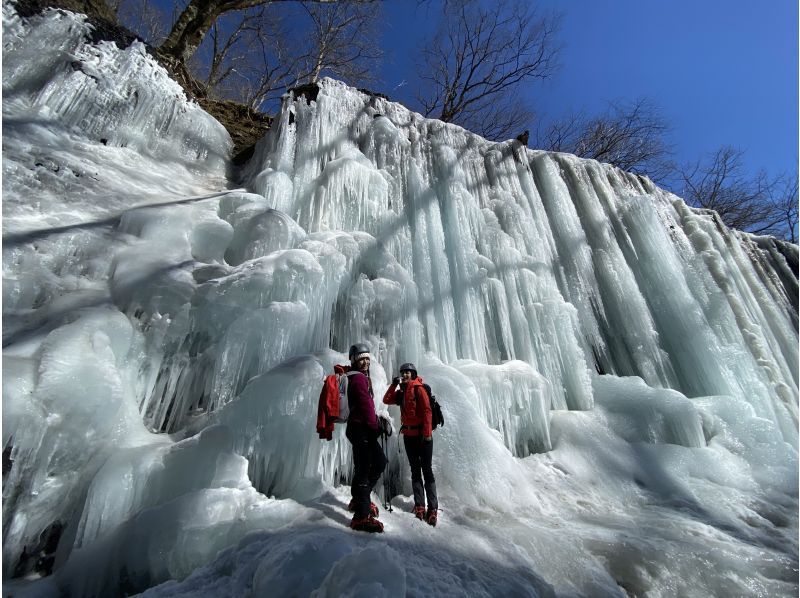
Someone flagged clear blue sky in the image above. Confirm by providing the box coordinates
[380,0,798,181]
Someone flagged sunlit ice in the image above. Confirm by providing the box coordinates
[2,4,797,597]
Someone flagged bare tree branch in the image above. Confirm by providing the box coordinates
[679,146,797,240]
[537,97,674,182]
[774,174,800,243]
[158,0,377,67]
[182,1,380,110]
[114,0,171,44]
[187,5,303,109]
[293,0,383,86]
[415,0,560,140]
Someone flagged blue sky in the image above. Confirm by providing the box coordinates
[380,0,798,181]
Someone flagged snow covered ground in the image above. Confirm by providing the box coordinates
[3,4,798,597]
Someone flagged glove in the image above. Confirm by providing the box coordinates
[392,376,401,386]
[378,413,393,437]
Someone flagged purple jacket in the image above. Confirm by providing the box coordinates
[347,371,378,430]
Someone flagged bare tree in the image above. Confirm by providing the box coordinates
[679,146,797,240]
[474,94,534,143]
[189,6,299,109]
[766,173,798,243]
[537,98,674,182]
[293,0,383,86]
[113,0,172,45]
[186,0,380,110]
[158,0,376,68]
[415,0,560,140]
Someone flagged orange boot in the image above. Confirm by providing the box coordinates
[425,508,438,527]
[350,515,384,533]
[348,499,379,518]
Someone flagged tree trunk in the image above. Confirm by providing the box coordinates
[26,0,116,22]
[82,0,115,21]
[159,0,224,65]
[159,0,370,69]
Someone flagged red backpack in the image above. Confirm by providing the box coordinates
[316,368,355,440]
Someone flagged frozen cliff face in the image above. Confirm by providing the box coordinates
[240,78,797,438]
[2,5,797,597]
[2,3,230,237]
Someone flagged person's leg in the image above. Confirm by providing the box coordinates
[367,434,387,491]
[348,427,371,519]
[421,438,438,511]
[403,435,425,510]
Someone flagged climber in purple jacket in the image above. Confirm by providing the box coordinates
[345,342,386,533]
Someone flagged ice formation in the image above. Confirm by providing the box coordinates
[3,5,798,597]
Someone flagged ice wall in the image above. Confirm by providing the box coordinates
[1,4,235,581]
[2,5,230,174]
[238,78,797,438]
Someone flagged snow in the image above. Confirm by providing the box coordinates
[2,4,797,597]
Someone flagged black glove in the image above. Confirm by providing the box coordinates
[392,376,401,386]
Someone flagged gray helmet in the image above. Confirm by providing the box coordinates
[399,362,417,375]
[348,342,371,361]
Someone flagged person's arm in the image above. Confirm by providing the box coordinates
[417,385,433,439]
[382,378,399,405]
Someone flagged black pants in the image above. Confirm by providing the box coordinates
[347,424,387,518]
[404,435,437,510]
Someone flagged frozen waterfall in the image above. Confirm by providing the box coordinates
[3,5,798,597]
[237,77,797,435]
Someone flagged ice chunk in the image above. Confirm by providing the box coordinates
[223,207,306,265]
[455,360,552,455]
[594,375,706,448]
[312,544,406,597]
[2,307,149,577]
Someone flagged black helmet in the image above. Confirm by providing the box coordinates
[348,342,371,361]
[399,362,417,375]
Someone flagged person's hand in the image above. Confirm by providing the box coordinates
[424,436,432,441]
[392,376,401,386]
[379,413,393,437]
